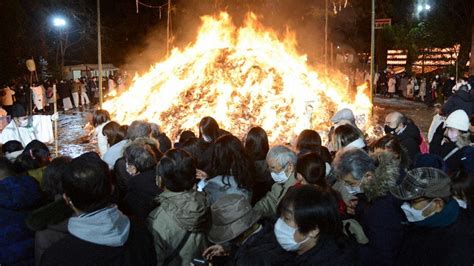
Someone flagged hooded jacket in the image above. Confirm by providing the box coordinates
[148,190,210,266]
[355,152,405,266]
[41,205,156,266]
[393,122,421,164]
[442,89,473,117]
[0,175,43,265]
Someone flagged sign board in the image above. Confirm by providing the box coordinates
[375,18,391,29]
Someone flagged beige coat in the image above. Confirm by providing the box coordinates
[253,174,297,218]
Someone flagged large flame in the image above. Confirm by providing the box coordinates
[104,12,372,143]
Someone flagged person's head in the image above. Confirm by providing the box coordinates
[43,156,72,199]
[102,121,123,146]
[175,130,196,148]
[208,194,261,244]
[156,133,172,154]
[211,135,253,190]
[451,169,474,209]
[149,123,162,139]
[331,108,356,126]
[296,152,327,187]
[276,185,342,254]
[2,140,23,155]
[332,148,375,195]
[15,140,50,171]
[391,167,452,223]
[127,120,151,141]
[384,112,407,134]
[296,129,321,154]
[370,135,409,169]
[156,149,196,192]
[118,125,128,140]
[0,157,16,180]
[266,145,297,184]
[444,110,469,143]
[244,126,269,162]
[182,137,208,169]
[332,124,365,151]
[92,110,110,127]
[62,155,112,214]
[124,141,158,175]
[199,116,219,143]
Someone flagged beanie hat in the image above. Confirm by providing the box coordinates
[331,108,355,124]
[444,110,469,132]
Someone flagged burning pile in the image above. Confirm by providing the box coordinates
[104,12,372,143]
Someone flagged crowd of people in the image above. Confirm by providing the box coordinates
[1,82,474,265]
[374,71,474,107]
[0,74,129,118]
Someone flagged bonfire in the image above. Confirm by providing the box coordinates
[104,12,372,143]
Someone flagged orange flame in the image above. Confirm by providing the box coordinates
[104,12,372,143]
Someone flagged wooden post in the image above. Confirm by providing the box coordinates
[53,84,59,157]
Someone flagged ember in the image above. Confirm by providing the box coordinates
[103,12,372,143]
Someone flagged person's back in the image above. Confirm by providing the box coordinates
[40,154,155,266]
[0,168,43,265]
[148,149,209,265]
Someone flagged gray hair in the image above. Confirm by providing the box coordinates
[332,148,375,180]
[127,120,151,141]
[266,145,297,167]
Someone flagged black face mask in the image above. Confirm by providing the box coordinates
[384,125,397,135]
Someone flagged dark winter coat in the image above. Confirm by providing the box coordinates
[123,169,161,219]
[232,220,295,266]
[40,220,156,266]
[355,152,405,266]
[429,123,467,173]
[0,175,43,265]
[26,198,73,265]
[393,122,421,164]
[250,160,274,205]
[442,89,474,116]
[293,236,359,266]
[396,201,474,266]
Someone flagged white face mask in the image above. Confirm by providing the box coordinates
[400,200,434,222]
[203,135,212,143]
[274,218,309,251]
[271,166,289,184]
[447,129,459,143]
[455,198,467,209]
[344,176,364,195]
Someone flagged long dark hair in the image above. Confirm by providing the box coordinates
[211,135,254,191]
[102,121,123,146]
[199,116,220,142]
[92,110,110,127]
[296,152,327,188]
[296,129,322,153]
[244,126,269,162]
[14,140,50,172]
[370,135,409,168]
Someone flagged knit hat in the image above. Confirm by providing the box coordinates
[444,110,469,132]
[331,108,355,124]
[391,167,451,200]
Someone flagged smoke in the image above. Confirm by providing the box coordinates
[120,0,327,74]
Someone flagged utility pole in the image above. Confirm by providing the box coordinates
[370,0,375,116]
[167,0,171,56]
[325,0,328,73]
[97,0,103,108]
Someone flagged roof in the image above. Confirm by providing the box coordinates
[64,64,119,71]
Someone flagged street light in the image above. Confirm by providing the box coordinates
[53,17,66,27]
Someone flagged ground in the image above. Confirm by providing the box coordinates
[53,96,434,157]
